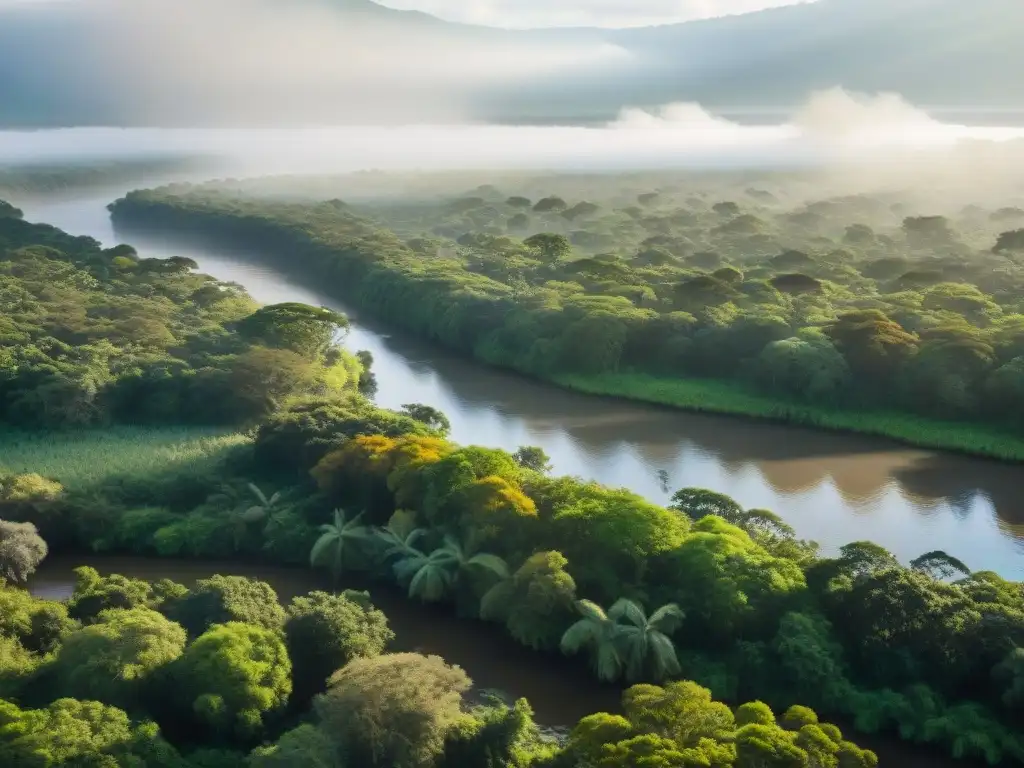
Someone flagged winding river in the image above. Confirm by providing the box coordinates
[17,190,1024,579]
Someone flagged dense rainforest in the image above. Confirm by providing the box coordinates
[1,202,1023,765]
[108,172,1024,459]
[0,200,362,427]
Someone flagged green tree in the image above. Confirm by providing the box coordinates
[0,519,47,584]
[910,550,971,580]
[284,591,394,704]
[0,698,179,767]
[248,724,340,768]
[511,446,552,474]
[993,648,1024,708]
[0,584,74,654]
[238,303,348,359]
[824,310,917,389]
[757,337,849,402]
[50,607,187,710]
[167,575,286,637]
[400,403,452,436]
[992,229,1024,253]
[67,567,159,623]
[175,621,292,740]
[315,652,471,768]
[523,233,571,264]
[481,550,577,651]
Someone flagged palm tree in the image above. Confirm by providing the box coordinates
[608,598,684,681]
[392,534,508,603]
[560,600,624,682]
[434,535,509,583]
[374,521,428,563]
[244,482,283,524]
[393,545,457,602]
[310,509,373,581]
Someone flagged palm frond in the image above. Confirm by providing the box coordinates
[608,598,647,628]
[409,563,452,602]
[241,506,267,523]
[440,533,466,562]
[575,599,610,623]
[595,637,624,682]
[480,579,514,622]
[247,483,269,506]
[467,553,509,579]
[560,619,600,654]
[648,631,681,679]
[649,603,685,634]
[309,531,338,567]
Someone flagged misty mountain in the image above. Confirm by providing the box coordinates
[0,0,1022,128]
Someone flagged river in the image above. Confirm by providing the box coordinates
[16,190,1024,579]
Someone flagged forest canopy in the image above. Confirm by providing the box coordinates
[0,207,363,427]
[109,171,1024,456]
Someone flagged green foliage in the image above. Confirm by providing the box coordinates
[238,303,348,359]
[0,582,75,654]
[0,215,356,429]
[248,724,339,768]
[0,697,180,767]
[50,607,187,710]
[166,575,286,637]
[559,598,683,683]
[67,567,165,622]
[0,519,47,584]
[107,179,1024,456]
[309,509,373,582]
[285,590,394,704]
[481,550,576,651]
[175,622,292,741]
[315,652,471,768]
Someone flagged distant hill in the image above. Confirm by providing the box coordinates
[0,0,1022,127]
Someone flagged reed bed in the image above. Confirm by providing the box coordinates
[0,426,249,489]
[554,372,1024,462]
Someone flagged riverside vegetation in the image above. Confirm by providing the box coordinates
[109,173,1024,459]
[1,200,1023,766]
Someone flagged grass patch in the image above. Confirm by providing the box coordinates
[553,372,1024,462]
[0,426,250,490]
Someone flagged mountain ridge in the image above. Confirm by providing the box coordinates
[0,0,1021,127]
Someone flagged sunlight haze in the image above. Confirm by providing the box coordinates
[375,0,819,28]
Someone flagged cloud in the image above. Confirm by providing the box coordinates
[25,0,631,125]
[376,0,818,29]
[7,90,1022,179]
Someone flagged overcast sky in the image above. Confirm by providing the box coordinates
[377,0,818,28]
[5,0,820,28]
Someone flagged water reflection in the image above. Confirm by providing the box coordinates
[16,195,1024,578]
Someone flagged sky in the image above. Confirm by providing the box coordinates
[375,0,819,28]
[3,0,820,29]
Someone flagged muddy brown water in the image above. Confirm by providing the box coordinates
[28,555,987,768]
[17,191,1024,580]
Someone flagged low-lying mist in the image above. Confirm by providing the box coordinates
[2,90,1024,208]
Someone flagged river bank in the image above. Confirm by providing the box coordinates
[106,203,1024,464]
[555,372,1024,463]
[27,554,989,768]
